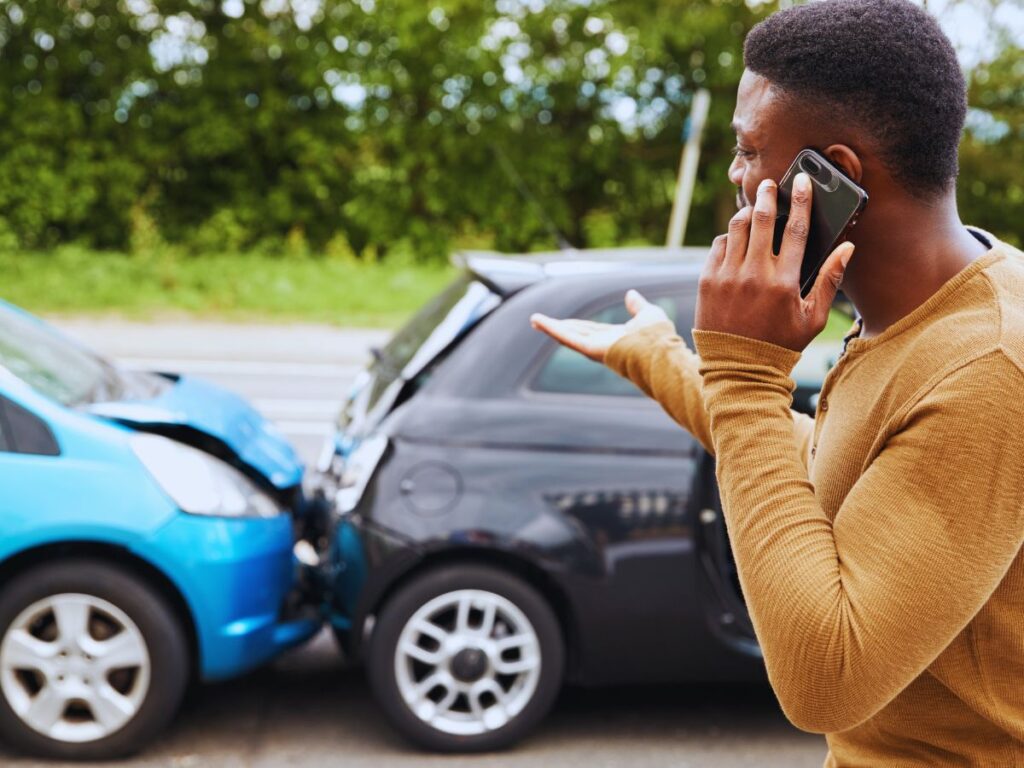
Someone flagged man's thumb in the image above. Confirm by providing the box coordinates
[809,242,855,311]
[625,289,650,317]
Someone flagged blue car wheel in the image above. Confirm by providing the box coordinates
[0,559,188,760]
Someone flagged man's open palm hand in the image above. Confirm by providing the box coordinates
[530,289,670,363]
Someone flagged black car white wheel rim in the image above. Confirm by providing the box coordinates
[0,594,151,743]
[394,588,541,736]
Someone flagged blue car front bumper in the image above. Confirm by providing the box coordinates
[140,511,321,681]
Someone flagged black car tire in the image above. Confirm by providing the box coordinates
[0,559,189,760]
[368,563,564,753]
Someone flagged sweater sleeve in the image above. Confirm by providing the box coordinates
[692,329,1024,733]
[605,320,816,468]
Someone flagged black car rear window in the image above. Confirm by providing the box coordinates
[366,274,499,411]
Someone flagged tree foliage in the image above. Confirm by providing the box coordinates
[960,43,1024,246]
[0,0,1019,258]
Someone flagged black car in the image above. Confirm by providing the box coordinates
[311,247,845,752]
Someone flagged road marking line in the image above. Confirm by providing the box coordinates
[273,421,335,436]
[253,398,341,416]
[118,358,364,378]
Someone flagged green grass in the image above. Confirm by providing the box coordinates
[0,247,860,337]
[0,248,458,328]
[819,306,858,341]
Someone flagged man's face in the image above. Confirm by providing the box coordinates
[728,70,808,210]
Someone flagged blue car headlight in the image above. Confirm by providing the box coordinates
[130,434,281,518]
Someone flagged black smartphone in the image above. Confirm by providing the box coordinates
[772,148,868,297]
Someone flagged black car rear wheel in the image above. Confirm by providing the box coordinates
[368,564,563,752]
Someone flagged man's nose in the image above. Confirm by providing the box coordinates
[727,156,744,187]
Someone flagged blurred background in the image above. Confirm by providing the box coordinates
[0,0,1021,325]
[0,4,1021,764]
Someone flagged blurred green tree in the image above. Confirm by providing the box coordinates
[0,0,152,248]
[959,43,1023,246]
[0,0,1018,258]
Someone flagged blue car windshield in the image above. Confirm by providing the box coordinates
[0,305,119,406]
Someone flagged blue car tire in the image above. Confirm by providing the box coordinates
[0,559,189,760]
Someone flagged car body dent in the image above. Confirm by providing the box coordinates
[0,336,317,683]
[87,374,304,491]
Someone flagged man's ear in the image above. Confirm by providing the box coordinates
[823,144,863,184]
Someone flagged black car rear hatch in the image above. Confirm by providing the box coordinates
[325,246,703,459]
[331,271,503,448]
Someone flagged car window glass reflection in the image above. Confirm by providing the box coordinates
[0,306,120,406]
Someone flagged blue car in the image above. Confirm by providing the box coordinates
[0,301,321,759]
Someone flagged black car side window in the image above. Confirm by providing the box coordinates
[0,396,60,456]
[531,296,680,398]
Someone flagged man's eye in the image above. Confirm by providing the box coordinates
[731,145,755,159]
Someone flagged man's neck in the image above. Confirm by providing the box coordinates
[840,195,990,340]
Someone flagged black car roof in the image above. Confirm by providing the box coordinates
[453,246,711,296]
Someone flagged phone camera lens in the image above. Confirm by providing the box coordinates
[800,156,823,176]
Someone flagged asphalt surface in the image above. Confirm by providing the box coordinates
[2,319,828,767]
[4,633,826,768]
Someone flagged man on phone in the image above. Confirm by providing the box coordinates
[531,0,1024,765]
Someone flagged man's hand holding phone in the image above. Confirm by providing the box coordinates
[696,172,855,353]
[530,290,671,364]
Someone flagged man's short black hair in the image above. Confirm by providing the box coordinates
[744,0,966,195]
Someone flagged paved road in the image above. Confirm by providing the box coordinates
[2,633,826,768]
[4,319,827,767]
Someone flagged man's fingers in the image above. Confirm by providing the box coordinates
[529,313,569,342]
[708,234,728,271]
[529,314,598,359]
[747,178,778,266]
[779,172,812,279]
[723,206,752,267]
[806,241,855,321]
[531,313,577,340]
[532,314,606,336]
[529,312,553,332]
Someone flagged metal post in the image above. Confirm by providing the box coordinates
[666,88,711,248]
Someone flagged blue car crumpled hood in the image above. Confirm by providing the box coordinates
[88,375,304,490]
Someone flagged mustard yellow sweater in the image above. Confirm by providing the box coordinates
[606,235,1024,766]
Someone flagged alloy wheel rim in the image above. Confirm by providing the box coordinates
[0,593,151,743]
[394,588,542,736]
